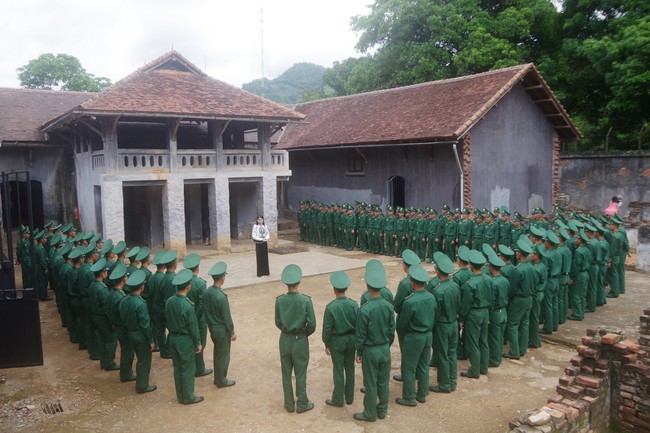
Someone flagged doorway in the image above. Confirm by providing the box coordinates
[387,175,405,209]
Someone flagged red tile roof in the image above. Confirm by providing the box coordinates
[276,64,580,150]
[43,51,304,130]
[0,88,92,143]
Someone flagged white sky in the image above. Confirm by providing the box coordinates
[0,0,372,89]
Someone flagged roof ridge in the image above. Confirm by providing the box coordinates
[0,87,96,96]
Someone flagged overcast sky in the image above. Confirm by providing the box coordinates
[0,0,372,89]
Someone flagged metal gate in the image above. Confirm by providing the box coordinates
[0,171,44,367]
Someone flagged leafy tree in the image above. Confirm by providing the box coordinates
[17,53,111,92]
[242,63,332,104]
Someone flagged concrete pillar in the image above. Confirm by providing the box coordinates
[210,120,227,170]
[636,225,650,272]
[260,173,278,245]
[163,175,186,256]
[259,124,271,170]
[101,117,119,173]
[168,119,180,172]
[102,179,125,241]
[208,177,231,253]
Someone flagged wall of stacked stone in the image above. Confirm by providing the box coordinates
[506,309,650,433]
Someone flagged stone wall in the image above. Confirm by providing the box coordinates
[507,309,650,433]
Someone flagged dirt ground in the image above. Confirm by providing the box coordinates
[1,260,583,433]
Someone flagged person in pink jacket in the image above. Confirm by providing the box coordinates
[604,195,622,216]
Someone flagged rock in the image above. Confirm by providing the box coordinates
[25,405,35,410]
[527,411,552,426]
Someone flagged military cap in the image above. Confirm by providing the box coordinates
[172,269,193,288]
[442,204,450,211]
[532,243,547,258]
[612,214,623,224]
[429,208,438,215]
[136,247,150,262]
[281,264,302,285]
[112,240,127,255]
[594,222,607,233]
[125,246,141,259]
[538,207,546,215]
[330,271,350,290]
[498,244,515,257]
[401,249,421,266]
[109,262,128,281]
[100,240,114,255]
[34,230,44,240]
[555,221,568,230]
[91,233,103,243]
[529,225,546,238]
[408,264,429,284]
[90,258,108,273]
[481,243,495,257]
[365,268,387,290]
[501,209,511,216]
[386,205,394,212]
[518,234,534,247]
[53,224,62,231]
[468,250,487,266]
[566,220,579,232]
[578,230,590,243]
[583,223,597,233]
[554,206,564,213]
[68,247,83,260]
[163,250,178,265]
[61,223,73,233]
[49,234,61,245]
[609,217,621,226]
[462,207,471,215]
[488,253,505,268]
[60,243,73,258]
[433,253,455,275]
[126,270,147,289]
[516,238,533,255]
[457,245,471,262]
[44,220,54,229]
[84,241,97,256]
[365,259,385,274]
[208,261,227,276]
[545,230,560,245]
[514,212,524,222]
[82,231,93,242]
[152,250,166,266]
[559,227,571,241]
[183,253,201,270]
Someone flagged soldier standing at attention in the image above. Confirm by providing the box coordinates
[183,253,212,378]
[88,258,119,371]
[120,270,156,393]
[322,271,358,407]
[486,253,509,368]
[353,266,395,422]
[156,251,178,359]
[204,261,237,389]
[528,243,547,349]
[275,264,316,414]
[568,231,592,320]
[107,262,136,383]
[393,249,421,382]
[165,268,203,405]
[504,239,535,359]
[384,205,397,257]
[395,264,436,406]
[147,251,167,351]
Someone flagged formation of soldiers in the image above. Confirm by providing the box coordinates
[14,223,235,404]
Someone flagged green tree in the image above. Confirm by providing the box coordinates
[17,53,111,92]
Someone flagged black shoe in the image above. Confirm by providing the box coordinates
[41,297,54,301]
[325,399,343,407]
[183,396,204,405]
[120,375,137,383]
[216,379,236,388]
[415,395,426,404]
[539,330,552,335]
[360,387,366,394]
[136,385,157,394]
[502,354,520,360]
[392,374,403,382]
[459,371,479,379]
[102,363,120,371]
[353,413,376,422]
[285,404,295,413]
[160,354,172,359]
[297,402,314,414]
[395,397,417,407]
[457,356,468,361]
[429,385,451,393]
[567,316,582,321]
[195,368,213,377]
[585,309,595,313]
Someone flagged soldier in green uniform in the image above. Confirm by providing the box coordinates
[125,246,141,282]
[425,209,441,262]
[414,209,428,260]
[453,245,473,360]
[557,228,573,324]
[595,224,610,306]
[606,218,623,298]
[442,212,457,260]
[498,210,513,247]
[155,250,178,359]
[107,262,136,383]
[344,206,357,251]
[275,264,316,413]
[384,205,397,257]
[457,208,473,252]
[204,261,237,388]
[88,258,119,370]
[528,243,547,349]
[120,270,156,393]
[583,225,600,312]
[360,259,394,306]
[395,264,436,406]
[568,231,592,320]
[486,253,509,367]
[396,208,408,256]
[165,268,203,405]
[429,252,460,393]
[297,201,306,241]
[353,266,395,422]
[34,231,52,301]
[357,207,369,252]
[503,239,535,359]
[67,248,84,346]
[392,249,421,383]
[80,242,101,360]
[322,271,358,407]
[541,231,561,334]
[183,253,212,378]
[147,251,167,351]
[483,211,500,250]
[325,204,335,246]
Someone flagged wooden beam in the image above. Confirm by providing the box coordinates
[78,119,102,137]
[523,84,544,90]
[52,131,73,145]
[355,148,368,164]
[167,118,181,139]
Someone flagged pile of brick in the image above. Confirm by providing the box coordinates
[506,310,650,433]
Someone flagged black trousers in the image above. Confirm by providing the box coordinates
[255,241,270,276]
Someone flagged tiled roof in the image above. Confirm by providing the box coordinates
[44,51,304,130]
[0,88,92,143]
[277,64,580,150]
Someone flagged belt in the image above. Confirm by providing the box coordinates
[283,332,307,339]
[170,332,189,336]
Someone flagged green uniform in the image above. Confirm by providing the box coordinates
[188,274,209,375]
[107,286,135,381]
[384,214,397,256]
[606,231,623,297]
[453,268,473,359]
[459,273,492,377]
[471,220,485,250]
[360,287,394,306]
[358,213,369,251]
[542,247,561,333]
[355,297,395,421]
[570,245,592,320]
[154,270,176,357]
[147,270,166,350]
[120,292,153,391]
[88,280,118,369]
[442,219,457,260]
[488,274,509,367]
[457,218,473,249]
[483,221,500,248]
[499,221,513,246]
[204,284,235,387]
[619,226,629,293]
[275,291,316,412]
[585,237,601,311]
[431,279,461,391]
[597,238,610,306]
[322,296,358,406]
[165,294,201,404]
[414,217,427,260]
[557,243,572,324]
[426,216,441,261]
[34,243,49,300]
[396,216,408,256]
[529,261,547,348]
[505,260,535,358]
[79,263,101,359]
[68,265,83,346]
[396,290,436,402]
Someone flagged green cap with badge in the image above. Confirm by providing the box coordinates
[533,243,547,258]
[457,245,470,263]
[136,247,150,262]
[183,253,200,270]
[172,269,194,288]
[109,262,127,281]
[152,250,166,266]
[529,225,546,238]
[488,253,505,268]
[468,250,487,266]
[113,240,127,255]
[364,267,387,290]
[84,241,97,256]
[578,230,590,243]
[401,249,421,266]
[126,246,140,259]
[481,243,495,257]
[330,271,350,290]
[90,258,108,273]
[126,270,147,289]
[100,240,114,255]
[163,250,177,265]
[516,238,533,255]
[408,264,429,284]
[433,252,455,275]
[69,247,83,260]
[498,244,515,258]
[208,261,227,277]
[281,264,302,285]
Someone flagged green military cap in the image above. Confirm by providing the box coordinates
[60,243,73,258]
[559,227,571,241]
[84,241,97,256]
[481,208,489,214]
[110,262,128,281]
[566,220,579,232]
[594,222,607,233]
[49,234,61,246]
[555,220,568,230]
[53,224,62,231]
[514,212,524,221]
[609,217,621,226]
[19,225,28,235]
[126,270,147,289]
[90,258,108,273]
[183,253,201,269]
[529,225,546,238]
[126,246,141,259]
[486,252,504,268]
[113,240,127,255]
[163,250,178,265]
[408,264,429,284]
[516,238,533,255]
[401,249,421,266]
[172,269,193,288]
[151,250,166,266]
[68,247,83,260]
[583,223,596,233]
[482,243,495,256]
[61,223,72,233]
[430,208,438,215]
[554,205,564,213]
[545,230,560,245]
[208,261,227,276]
[91,233,103,243]
[599,214,609,224]
[281,264,302,285]
[456,245,470,263]
[612,214,623,224]
[433,252,455,275]
[364,268,387,290]
[387,205,395,212]
[44,220,54,229]
[498,244,515,257]
[330,271,350,290]
[532,243,547,258]
[538,207,546,215]
[100,240,114,255]
[442,204,450,211]
[519,234,534,247]
[365,259,385,274]
[34,230,44,240]
[578,230,590,242]
[468,250,486,266]
[136,247,150,262]
[501,209,511,216]
[461,207,470,215]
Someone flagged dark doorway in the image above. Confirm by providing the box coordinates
[0,179,44,230]
[123,184,164,247]
[184,183,210,245]
[387,175,405,209]
[94,186,103,233]
[228,182,258,239]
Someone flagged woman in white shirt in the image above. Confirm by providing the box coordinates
[252,216,270,277]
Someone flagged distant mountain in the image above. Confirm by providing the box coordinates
[242,63,333,104]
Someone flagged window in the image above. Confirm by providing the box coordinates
[347,148,365,175]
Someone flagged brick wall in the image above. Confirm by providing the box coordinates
[462,134,473,209]
[507,309,650,433]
